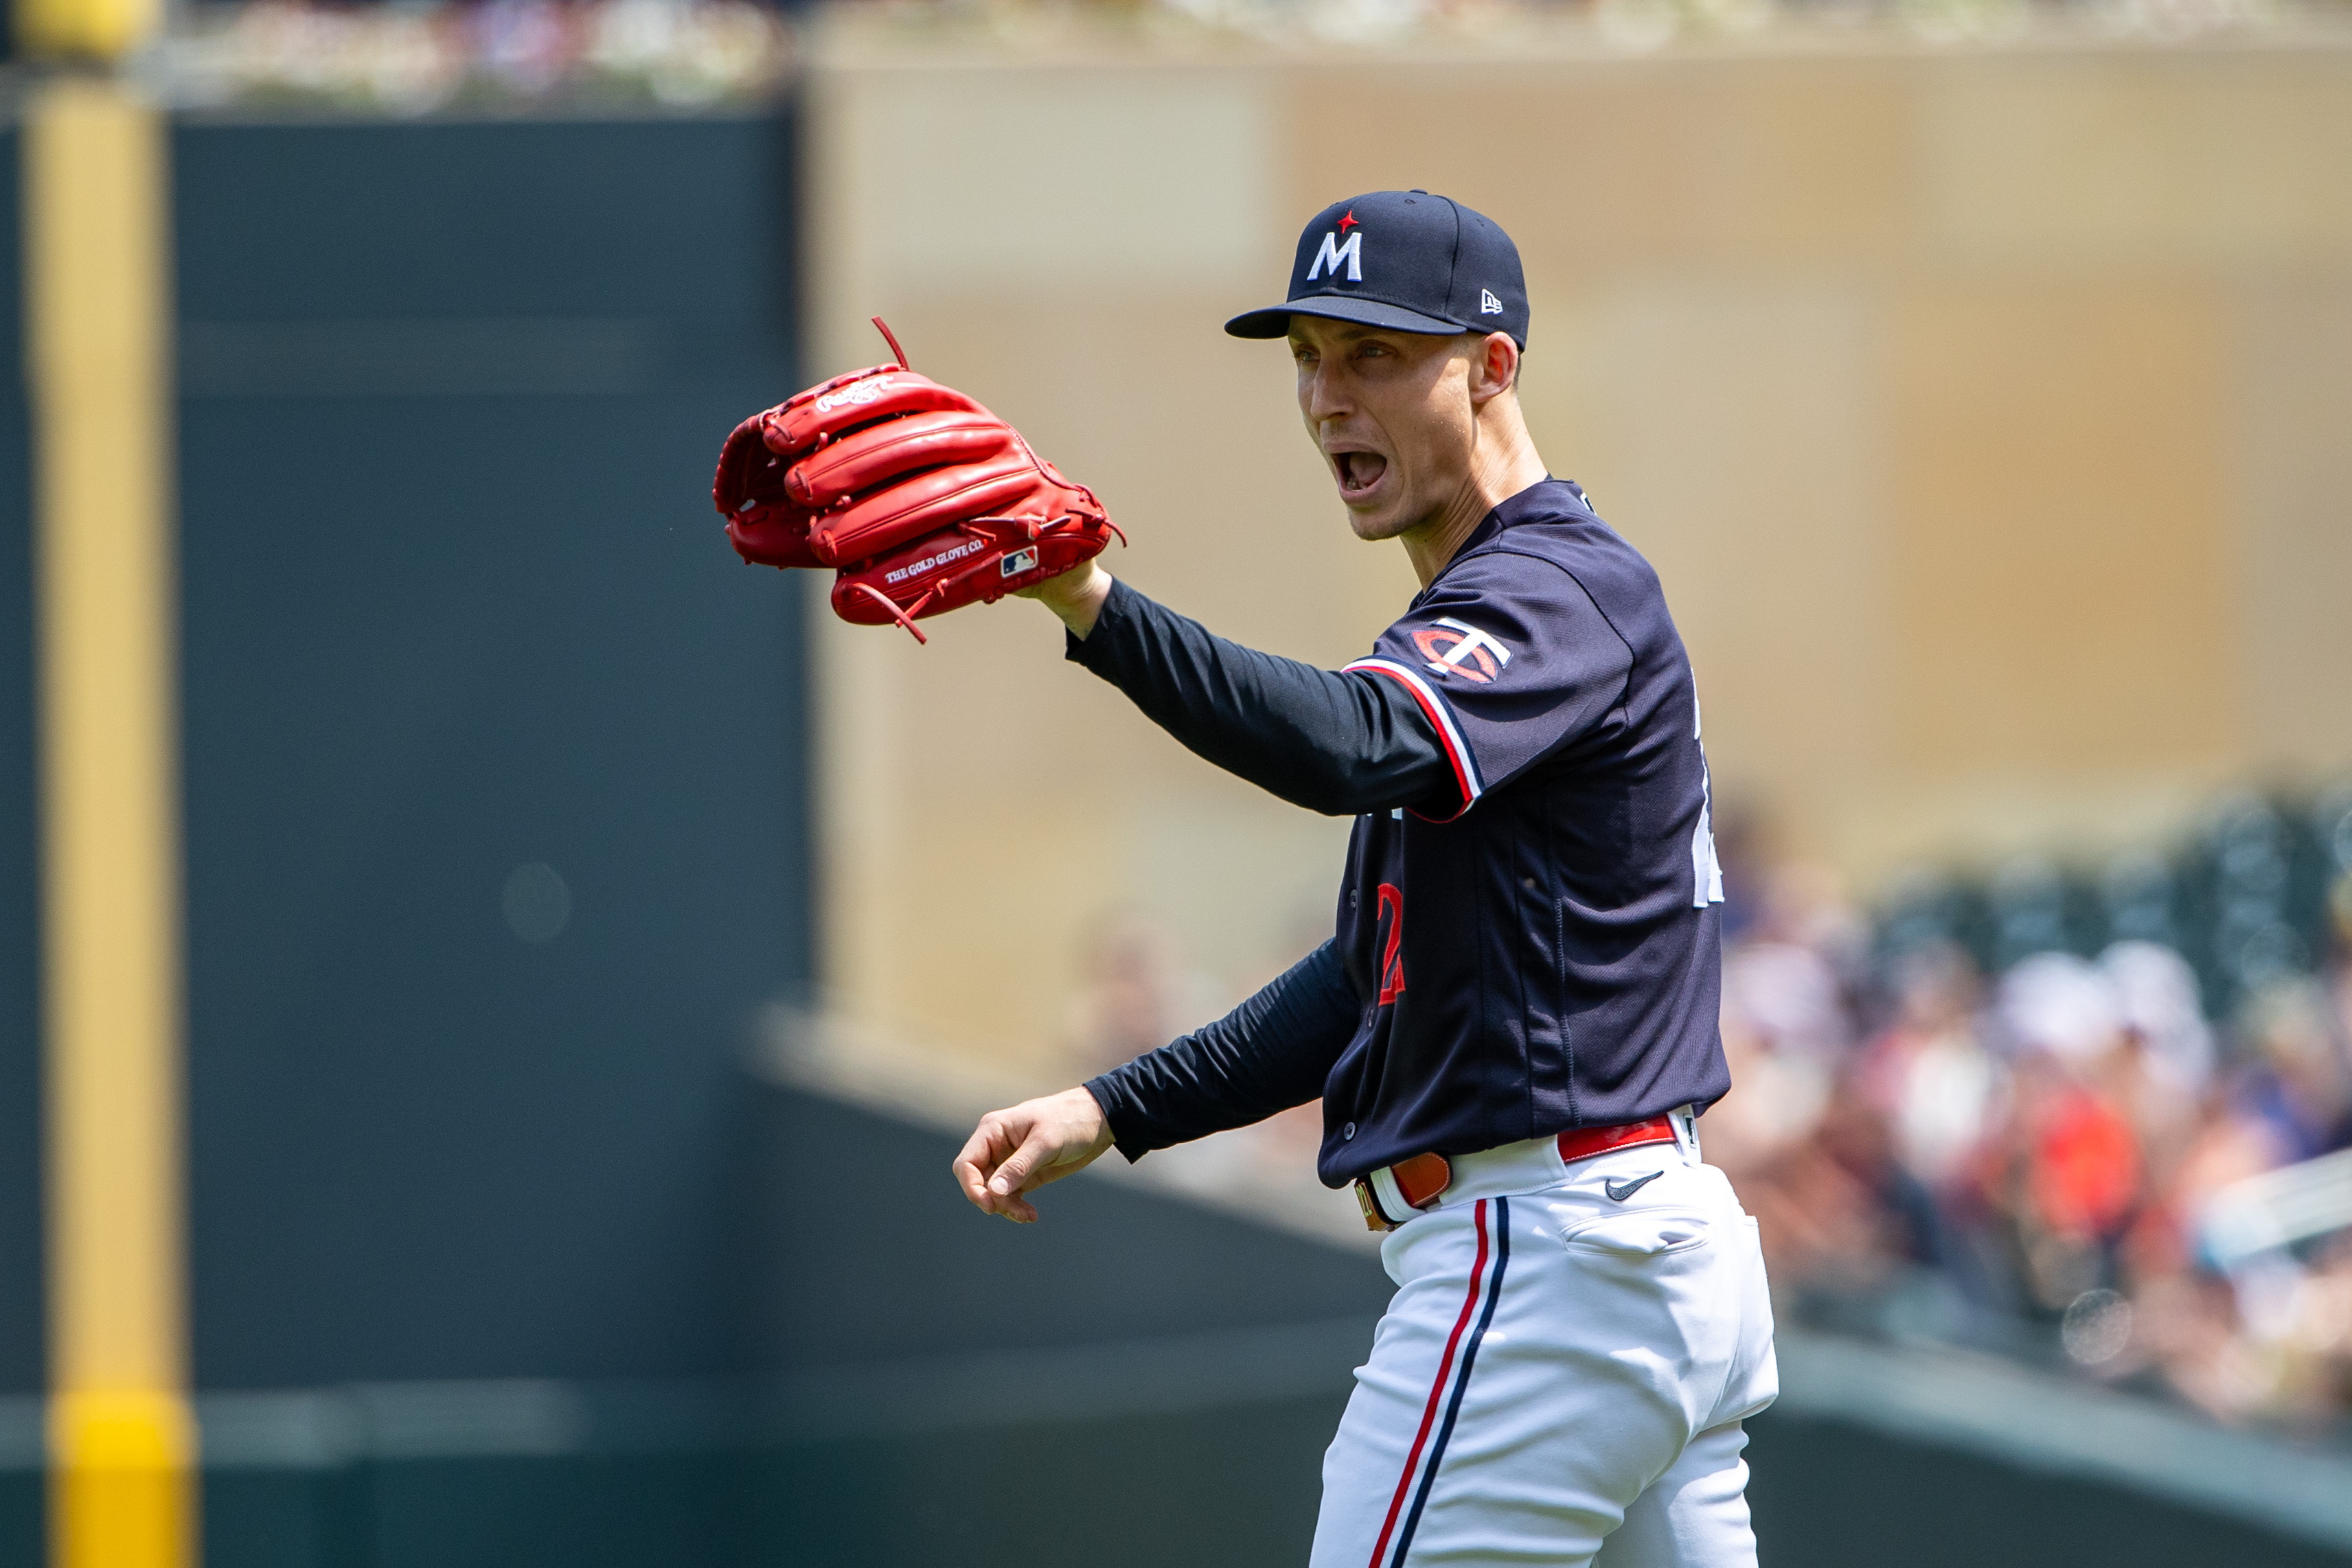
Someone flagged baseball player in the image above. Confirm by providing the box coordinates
[948,189,1777,1568]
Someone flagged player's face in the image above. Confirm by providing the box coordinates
[1289,318,1481,542]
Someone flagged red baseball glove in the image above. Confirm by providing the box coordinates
[713,321,1121,643]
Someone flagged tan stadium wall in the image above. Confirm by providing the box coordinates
[798,27,2352,1069]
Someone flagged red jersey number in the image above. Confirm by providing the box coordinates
[1375,883,1407,1006]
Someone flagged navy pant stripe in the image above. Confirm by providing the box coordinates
[1388,1195,1511,1567]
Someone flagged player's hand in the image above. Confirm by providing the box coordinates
[1016,559,1113,638]
[952,1086,1115,1223]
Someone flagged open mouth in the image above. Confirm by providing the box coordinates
[1334,450,1389,500]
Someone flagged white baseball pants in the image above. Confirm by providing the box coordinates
[1310,1127,1778,1568]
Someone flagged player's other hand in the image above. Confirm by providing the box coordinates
[953,1086,1115,1223]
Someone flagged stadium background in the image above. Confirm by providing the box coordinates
[3,0,2351,1563]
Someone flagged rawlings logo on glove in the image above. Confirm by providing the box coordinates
[813,377,896,414]
[711,319,1123,644]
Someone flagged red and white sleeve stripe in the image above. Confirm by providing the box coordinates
[1344,657,1484,821]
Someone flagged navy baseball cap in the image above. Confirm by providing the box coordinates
[1224,190,1529,347]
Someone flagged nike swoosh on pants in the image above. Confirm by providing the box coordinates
[1604,1171,1663,1202]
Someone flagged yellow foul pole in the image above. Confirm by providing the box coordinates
[25,71,196,1568]
[16,0,160,59]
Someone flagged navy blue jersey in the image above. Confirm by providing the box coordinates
[1317,479,1727,1184]
[1075,479,1728,1189]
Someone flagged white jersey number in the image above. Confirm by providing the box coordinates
[1691,682,1725,910]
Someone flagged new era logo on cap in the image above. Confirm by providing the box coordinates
[1224,189,1529,348]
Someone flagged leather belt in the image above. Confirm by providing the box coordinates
[1351,1114,1682,1233]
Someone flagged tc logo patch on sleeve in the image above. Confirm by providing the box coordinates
[1411,617,1511,683]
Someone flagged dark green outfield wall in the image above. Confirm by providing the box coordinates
[170,113,811,1392]
[0,126,41,1405]
[0,116,38,1558]
[0,104,812,1558]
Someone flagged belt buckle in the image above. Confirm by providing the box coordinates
[1353,1151,1454,1233]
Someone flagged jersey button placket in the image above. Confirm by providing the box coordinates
[1343,1122,1357,1140]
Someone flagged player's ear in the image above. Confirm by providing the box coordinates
[1468,331,1519,404]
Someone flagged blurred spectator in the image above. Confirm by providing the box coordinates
[1712,861,1932,1299]
[1738,1068,1942,1301]
[2105,941,2216,1092]
[1061,909,1227,1076]
[2100,941,2212,1190]
[1709,803,1770,946]
[1706,860,1865,1175]
[2231,980,2352,1164]
[1858,943,1995,1190]
[2012,1048,2140,1305]
[2130,1265,2267,1421]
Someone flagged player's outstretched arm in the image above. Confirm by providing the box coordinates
[952,1085,1115,1224]
[1026,564,1456,819]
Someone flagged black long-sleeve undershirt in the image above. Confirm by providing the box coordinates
[1066,578,1452,1157]
[1085,940,1360,1162]
[1065,577,1452,818]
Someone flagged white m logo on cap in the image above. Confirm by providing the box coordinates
[1308,230,1363,283]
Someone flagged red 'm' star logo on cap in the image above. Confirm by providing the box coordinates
[1337,209,1359,235]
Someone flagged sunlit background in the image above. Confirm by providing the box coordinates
[2,0,2350,1561]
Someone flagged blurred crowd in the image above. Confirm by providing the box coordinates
[1713,789,2352,1436]
[153,0,793,113]
[130,0,2340,116]
[1064,787,2352,1436]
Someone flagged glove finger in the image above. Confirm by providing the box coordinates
[764,369,990,456]
[712,414,792,515]
[785,409,1016,510]
[806,453,1043,566]
[726,503,823,569]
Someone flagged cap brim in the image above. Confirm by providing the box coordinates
[1224,294,1470,339]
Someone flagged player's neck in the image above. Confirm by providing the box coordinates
[1399,403,1549,588]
